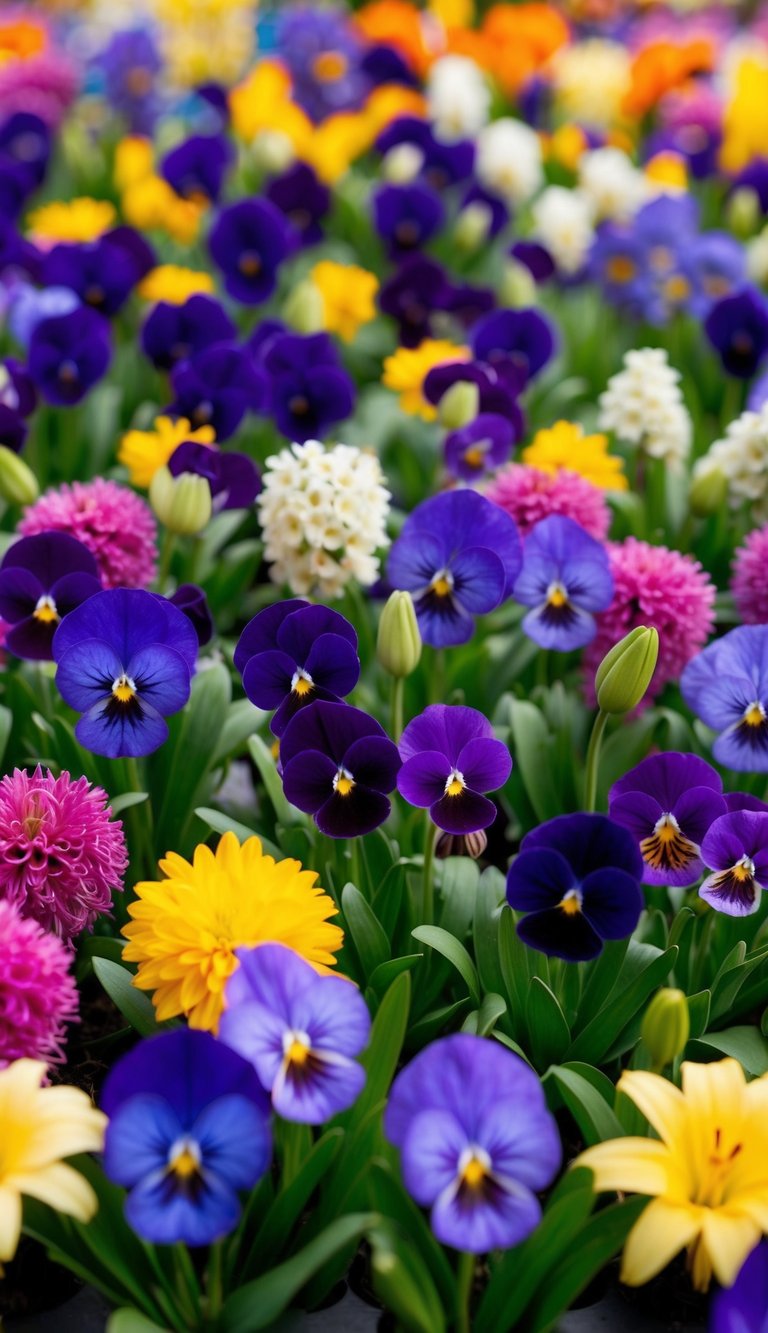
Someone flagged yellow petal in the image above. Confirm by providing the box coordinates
[617,1070,688,1147]
[700,1210,762,1288]
[0,1187,21,1262]
[620,1198,701,1286]
[576,1138,671,1196]
[10,1164,97,1224]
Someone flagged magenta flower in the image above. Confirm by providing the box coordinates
[0,766,128,940]
[732,525,768,626]
[20,478,158,589]
[486,464,610,541]
[397,704,512,835]
[0,899,78,1067]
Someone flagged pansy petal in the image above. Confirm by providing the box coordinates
[304,634,360,698]
[400,1107,468,1205]
[277,605,357,660]
[315,787,390,838]
[608,790,664,841]
[273,1051,365,1123]
[234,600,309,673]
[397,751,451,807]
[516,907,603,961]
[192,1094,272,1189]
[218,999,288,1092]
[477,1097,562,1191]
[388,529,449,592]
[242,649,297,709]
[431,1176,541,1254]
[127,643,191,715]
[456,737,512,794]
[415,594,476,649]
[55,636,123,711]
[49,571,101,618]
[125,1167,241,1247]
[0,566,41,622]
[294,974,371,1059]
[580,868,644,940]
[451,547,506,614]
[76,697,169,759]
[344,735,401,794]
[505,848,575,911]
[430,789,498,835]
[103,1094,182,1188]
[281,751,337,815]
[522,601,596,652]
[5,616,58,662]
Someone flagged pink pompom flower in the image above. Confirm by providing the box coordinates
[20,478,158,589]
[0,767,128,941]
[0,899,78,1068]
[584,538,716,706]
[732,526,768,626]
[486,464,611,540]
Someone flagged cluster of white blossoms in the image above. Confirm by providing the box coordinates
[598,347,692,470]
[578,147,650,223]
[258,440,391,599]
[694,404,768,520]
[530,186,595,276]
[427,55,491,142]
[475,119,543,205]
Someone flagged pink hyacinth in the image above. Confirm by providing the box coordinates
[732,525,768,625]
[584,538,716,706]
[0,767,128,941]
[20,478,158,589]
[486,464,610,540]
[0,899,78,1068]
[0,51,78,128]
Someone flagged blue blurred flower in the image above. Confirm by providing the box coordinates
[705,286,768,379]
[513,516,613,651]
[28,307,112,406]
[41,229,153,317]
[209,199,291,305]
[168,343,265,440]
[471,307,556,386]
[141,293,236,372]
[263,331,354,442]
[379,255,450,348]
[265,162,331,248]
[168,441,260,511]
[161,133,232,204]
[444,413,515,481]
[97,28,163,136]
[373,182,445,259]
[710,1239,768,1332]
[681,625,768,772]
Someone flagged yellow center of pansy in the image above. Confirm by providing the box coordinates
[112,674,136,705]
[312,50,348,82]
[334,769,355,797]
[283,1029,312,1066]
[445,770,465,797]
[458,1146,492,1191]
[169,1139,201,1180]
[559,889,583,916]
[744,702,766,727]
[33,595,59,624]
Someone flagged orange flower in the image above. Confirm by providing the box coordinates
[354,1,435,78]
[481,4,569,96]
[0,17,47,61]
[623,38,715,120]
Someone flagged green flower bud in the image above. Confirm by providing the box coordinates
[641,988,690,1069]
[149,466,212,535]
[454,201,493,252]
[594,625,659,715]
[438,380,480,430]
[499,259,537,309]
[689,464,728,518]
[726,186,760,238]
[283,278,325,335]
[377,590,422,678]
[0,445,38,506]
[251,129,295,175]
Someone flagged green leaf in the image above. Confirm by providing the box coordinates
[526,978,570,1069]
[547,1063,626,1145]
[574,938,629,1031]
[412,925,480,1006]
[438,857,480,942]
[248,733,298,826]
[508,699,558,822]
[0,702,13,769]
[220,1213,379,1332]
[473,867,506,997]
[369,1223,446,1333]
[342,882,390,977]
[336,972,410,1130]
[240,1129,344,1274]
[473,992,507,1037]
[367,1162,455,1308]
[212,698,264,763]
[408,998,471,1046]
[566,945,678,1065]
[497,906,532,1032]
[92,958,159,1037]
[194,806,282,860]
[368,953,423,994]
[686,990,711,1039]
[107,1313,168,1333]
[689,1025,768,1076]
[151,663,231,853]
[108,791,149,816]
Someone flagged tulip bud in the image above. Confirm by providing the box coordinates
[641,988,690,1069]
[250,129,295,175]
[0,445,38,506]
[594,625,659,715]
[377,590,422,678]
[499,259,537,309]
[436,828,488,860]
[283,278,325,335]
[727,186,760,238]
[454,201,493,252]
[438,380,479,430]
[149,466,212,535]
[381,143,423,184]
[689,463,727,517]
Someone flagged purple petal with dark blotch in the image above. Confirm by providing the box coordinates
[315,786,391,837]
[516,907,603,961]
[580,868,644,939]
[429,788,497,834]
[397,751,451,807]
[505,848,575,911]
[456,736,512,794]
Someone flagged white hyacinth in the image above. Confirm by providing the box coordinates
[530,186,595,276]
[475,119,543,205]
[578,147,649,222]
[258,440,391,599]
[598,347,692,470]
[693,404,768,520]
[427,55,491,142]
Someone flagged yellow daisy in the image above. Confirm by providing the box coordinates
[122,832,344,1033]
[137,265,215,305]
[311,260,379,343]
[118,415,216,489]
[382,340,469,421]
[26,197,116,245]
[522,420,628,492]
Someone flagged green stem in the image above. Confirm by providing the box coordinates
[422,817,438,924]
[157,530,177,593]
[391,674,405,742]
[124,755,155,882]
[172,1245,201,1327]
[206,1240,225,1324]
[584,709,609,813]
[456,1251,475,1333]
[350,835,363,894]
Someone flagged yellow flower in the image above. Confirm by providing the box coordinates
[118,415,216,489]
[382,340,469,420]
[121,175,204,245]
[122,832,344,1033]
[0,1060,105,1270]
[522,420,628,492]
[303,111,374,185]
[26,197,116,244]
[577,1059,768,1292]
[311,261,379,343]
[546,123,588,172]
[230,61,313,158]
[114,136,155,192]
[137,265,215,305]
[645,151,687,194]
[720,53,768,174]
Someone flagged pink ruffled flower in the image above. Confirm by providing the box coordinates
[0,51,78,127]
[0,899,78,1068]
[20,478,158,589]
[732,525,768,625]
[584,538,716,706]
[0,767,128,941]
[486,464,610,540]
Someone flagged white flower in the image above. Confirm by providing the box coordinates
[258,440,391,598]
[427,55,491,141]
[552,40,632,129]
[598,347,692,470]
[578,148,649,222]
[381,143,424,184]
[530,186,595,276]
[475,119,542,205]
[695,405,768,519]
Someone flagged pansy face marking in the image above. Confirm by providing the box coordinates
[639,812,699,875]
[736,700,768,753]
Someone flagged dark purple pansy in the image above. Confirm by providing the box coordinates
[376,116,474,189]
[680,626,768,773]
[378,255,450,348]
[168,441,260,511]
[0,532,101,660]
[725,792,768,814]
[506,812,644,961]
[141,294,236,372]
[280,699,400,838]
[0,405,25,451]
[510,240,555,284]
[169,582,213,647]
[444,413,515,481]
[41,229,152,317]
[373,182,445,258]
[710,1239,768,1333]
[471,307,556,387]
[52,588,198,759]
[513,516,614,651]
[262,331,354,443]
[705,286,768,379]
[234,599,359,736]
[443,282,496,331]
[387,489,522,648]
[423,359,524,418]
[265,161,330,248]
[461,184,509,239]
[0,218,40,284]
[699,810,768,916]
[161,133,232,204]
[28,306,112,406]
[397,704,512,835]
[220,943,370,1123]
[608,752,727,887]
[1,357,36,418]
[208,198,291,305]
[384,1034,561,1253]
[0,112,50,193]
[168,343,264,441]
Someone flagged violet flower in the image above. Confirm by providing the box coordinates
[699,810,768,916]
[0,532,101,661]
[397,704,511,835]
[513,516,614,651]
[609,752,727,887]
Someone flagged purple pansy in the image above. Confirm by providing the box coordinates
[219,943,370,1123]
[52,588,198,759]
[699,810,768,916]
[471,307,556,387]
[280,699,400,838]
[379,255,450,348]
[168,442,261,511]
[609,752,727,887]
[161,133,232,204]
[387,490,522,648]
[506,813,644,961]
[102,1028,271,1246]
[141,294,236,372]
[234,600,359,737]
[513,516,614,651]
[262,331,354,443]
[168,343,264,441]
[265,162,330,248]
[41,229,153,317]
[680,626,768,773]
[705,286,768,379]
[376,117,474,189]
[373,182,445,258]
[208,198,291,305]
[0,532,101,661]
[397,704,512,835]
[710,1240,768,1333]
[384,1034,561,1253]
[510,241,555,284]
[423,359,523,419]
[169,583,213,647]
[444,413,515,481]
[28,306,112,406]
